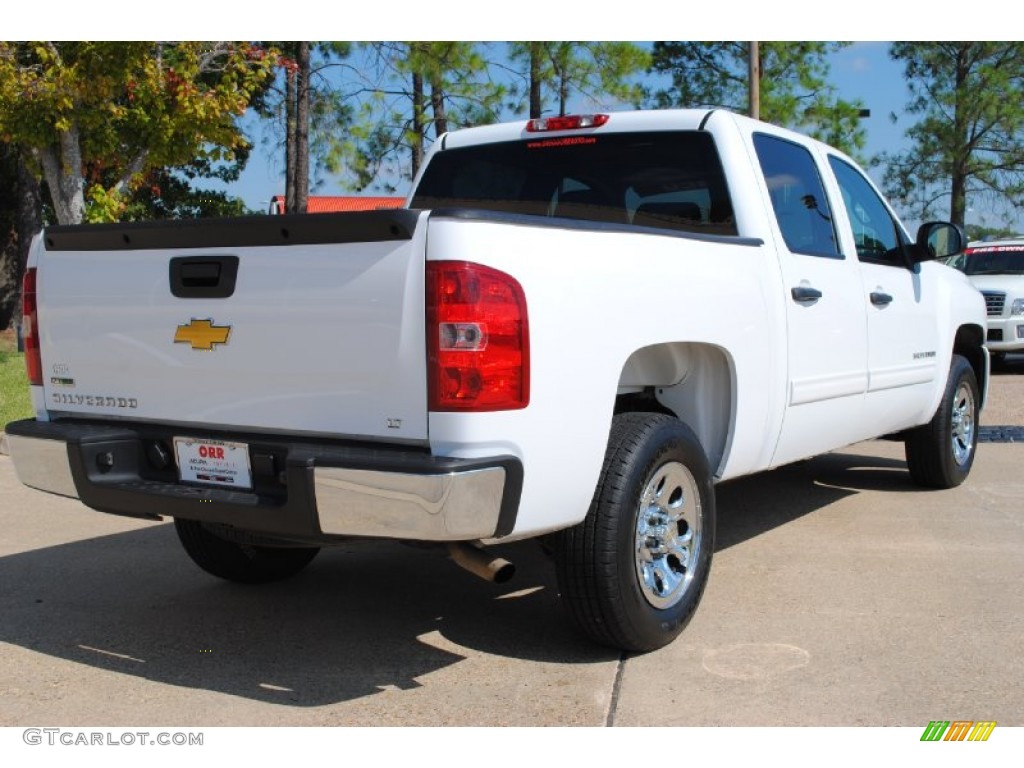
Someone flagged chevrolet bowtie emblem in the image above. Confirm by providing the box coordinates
[174,318,232,351]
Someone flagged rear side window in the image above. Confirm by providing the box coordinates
[753,133,840,258]
[412,131,738,236]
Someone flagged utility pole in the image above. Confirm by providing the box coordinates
[748,41,760,120]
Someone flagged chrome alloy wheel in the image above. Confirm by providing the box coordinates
[950,380,976,467]
[634,461,703,610]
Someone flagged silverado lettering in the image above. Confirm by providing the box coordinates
[50,393,138,408]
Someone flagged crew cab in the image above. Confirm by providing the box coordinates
[6,109,987,652]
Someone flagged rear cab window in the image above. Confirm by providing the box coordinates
[411,131,738,236]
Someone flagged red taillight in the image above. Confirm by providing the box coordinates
[22,267,42,386]
[525,114,609,132]
[427,261,529,412]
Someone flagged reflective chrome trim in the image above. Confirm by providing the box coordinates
[950,379,976,467]
[633,460,703,609]
[7,434,79,499]
[314,466,506,540]
[981,291,1006,317]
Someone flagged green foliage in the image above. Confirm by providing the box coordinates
[0,41,276,224]
[0,147,19,332]
[882,42,1024,228]
[508,42,649,117]
[253,42,353,198]
[648,41,867,157]
[338,42,648,191]
[339,42,509,191]
[121,169,255,221]
[965,224,1022,242]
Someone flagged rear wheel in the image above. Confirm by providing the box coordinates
[904,354,979,488]
[554,413,715,652]
[174,519,319,584]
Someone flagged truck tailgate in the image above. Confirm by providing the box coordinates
[35,210,429,442]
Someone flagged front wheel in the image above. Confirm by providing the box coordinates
[554,413,715,652]
[904,354,980,489]
[175,519,319,584]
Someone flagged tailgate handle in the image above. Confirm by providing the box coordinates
[170,256,239,299]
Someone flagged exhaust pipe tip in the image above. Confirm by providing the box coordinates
[490,560,516,584]
[448,542,516,584]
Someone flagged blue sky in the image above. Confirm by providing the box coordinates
[223,42,932,219]
[6,4,1008,228]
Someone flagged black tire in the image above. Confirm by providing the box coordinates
[554,412,716,653]
[904,354,980,489]
[174,519,319,584]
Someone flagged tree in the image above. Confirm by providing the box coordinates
[0,145,42,331]
[253,42,352,212]
[965,223,1021,241]
[648,42,867,157]
[282,44,307,214]
[343,42,508,189]
[120,153,256,221]
[0,42,275,225]
[280,42,311,214]
[508,42,649,119]
[882,42,1024,229]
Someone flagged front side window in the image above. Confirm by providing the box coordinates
[828,156,903,265]
[753,133,840,259]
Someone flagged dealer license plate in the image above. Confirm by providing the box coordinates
[173,437,253,490]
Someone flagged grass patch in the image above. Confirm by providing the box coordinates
[1,330,33,429]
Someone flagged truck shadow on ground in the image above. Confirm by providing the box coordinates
[715,447,918,551]
[0,526,612,708]
[0,447,920,707]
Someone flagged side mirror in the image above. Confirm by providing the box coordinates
[908,221,967,264]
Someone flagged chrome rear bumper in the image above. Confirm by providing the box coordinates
[5,419,521,543]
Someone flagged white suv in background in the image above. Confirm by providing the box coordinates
[948,239,1024,359]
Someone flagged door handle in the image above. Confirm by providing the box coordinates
[791,286,823,303]
[870,291,893,307]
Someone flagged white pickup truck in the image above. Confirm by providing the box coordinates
[7,109,987,652]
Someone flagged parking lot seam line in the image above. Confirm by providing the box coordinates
[979,425,1024,442]
[605,652,627,727]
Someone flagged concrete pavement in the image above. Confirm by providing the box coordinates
[1,435,1021,727]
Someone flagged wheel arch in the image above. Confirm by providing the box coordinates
[953,323,987,410]
[615,342,735,477]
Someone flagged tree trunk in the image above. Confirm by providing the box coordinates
[34,127,86,225]
[0,232,16,332]
[411,72,425,178]
[285,58,297,214]
[294,41,310,214]
[430,79,448,139]
[553,51,569,117]
[748,41,760,120]
[529,44,542,119]
[0,154,42,331]
[949,44,971,228]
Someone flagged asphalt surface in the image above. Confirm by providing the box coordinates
[1,378,1023,727]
